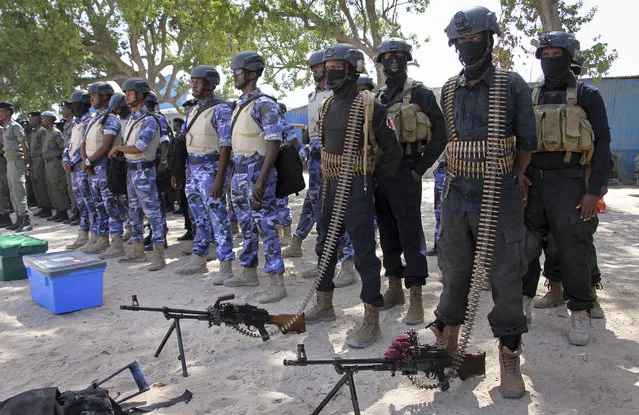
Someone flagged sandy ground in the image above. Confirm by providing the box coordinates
[0,178,638,415]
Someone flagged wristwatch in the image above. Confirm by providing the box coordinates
[84,158,92,167]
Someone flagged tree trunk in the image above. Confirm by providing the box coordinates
[534,0,562,31]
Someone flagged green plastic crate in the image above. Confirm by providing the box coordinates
[0,234,48,281]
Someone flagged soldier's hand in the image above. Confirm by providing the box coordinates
[171,176,183,190]
[157,162,167,181]
[519,174,532,208]
[410,169,422,183]
[210,179,223,199]
[62,162,72,174]
[252,176,265,205]
[108,146,120,159]
[578,193,599,221]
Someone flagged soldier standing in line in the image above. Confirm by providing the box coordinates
[522,31,611,344]
[172,98,197,242]
[274,103,294,247]
[60,100,81,225]
[82,82,125,258]
[374,38,447,325]
[430,6,537,399]
[356,76,375,92]
[109,78,165,271]
[282,50,357,288]
[303,44,401,348]
[0,123,13,228]
[28,111,54,219]
[222,51,288,304]
[173,65,235,283]
[63,91,99,250]
[108,92,133,242]
[0,102,33,232]
[40,112,70,222]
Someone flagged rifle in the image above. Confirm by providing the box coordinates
[283,330,485,415]
[121,294,305,377]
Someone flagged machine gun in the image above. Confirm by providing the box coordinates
[283,330,485,415]
[121,294,305,377]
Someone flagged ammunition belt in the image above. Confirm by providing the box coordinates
[320,150,376,180]
[444,136,515,179]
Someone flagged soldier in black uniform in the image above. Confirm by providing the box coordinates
[304,43,401,348]
[522,31,611,346]
[374,38,447,325]
[431,6,537,399]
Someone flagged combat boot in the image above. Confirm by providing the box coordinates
[568,310,591,346]
[430,323,460,357]
[499,340,526,399]
[47,211,61,221]
[426,241,437,256]
[300,268,316,279]
[403,285,424,325]
[590,286,604,319]
[176,254,208,275]
[122,226,132,242]
[334,260,357,288]
[523,296,534,326]
[181,241,193,255]
[54,210,69,223]
[7,215,24,231]
[305,291,336,324]
[0,213,13,228]
[118,241,147,263]
[206,243,218,261]
[14,215,32,232]
[176,229,193,241]
[534,281,564,308]
[147,244,166,271]
[380,277,404,310]
[347,303,381,348]
[211,260,234,285]
[36,208,52,218]
[224,266,260,287]
[280,225,292,246]
[281,235,303,258]
[79,232,98,253]
[258,274,287,303]
[97,235,125,259]
[64,209,80,224]
[83,236,110,254]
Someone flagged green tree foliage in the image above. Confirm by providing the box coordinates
[497,0,617,77]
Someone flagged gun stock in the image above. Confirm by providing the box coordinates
[269,313,306,334]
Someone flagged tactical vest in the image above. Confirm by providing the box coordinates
[382,78,431,145]
[532,84,594,164]
[69,122,85,157]
[85,116,123,157]
[231,100,267,156]
[186,105,219,154]
[307,88,332,140]
[123,116,160,161]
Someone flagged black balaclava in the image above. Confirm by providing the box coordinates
[380,53,408,104]
[326,63,358,94]
[72,103,90,118]
[542,52,571,89]
[456,33,493,81]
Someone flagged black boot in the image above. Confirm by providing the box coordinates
[64,209,79,224]
[38,208,53,218]
[13,215,32,232]
[47,211,62,221]
[426,241,438,256]
[0,214,13,228]
[7,215,22,230]
[54,210,69,222]
[177,229,194,241]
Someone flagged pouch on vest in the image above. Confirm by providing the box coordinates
[539,105,563,151]
[275,143,305,198]
[564,104,594,164]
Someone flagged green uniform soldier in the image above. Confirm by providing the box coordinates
[60,100,80,224]
[0,125,12,228]
[27,112,53,218]
[41,112,70,221]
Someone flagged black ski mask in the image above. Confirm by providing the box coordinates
[71,102,89,118]
[326,67,356,93]
[456,38,487,66]
[541,53,571,87]
[382,53,408,78]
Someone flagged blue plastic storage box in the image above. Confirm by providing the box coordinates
[23,251,107,314]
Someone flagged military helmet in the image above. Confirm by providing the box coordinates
[376,38,413,62]
[445,6,501,46]
[108,92,127,111]
[356,76,375,89]
[144,91,158,104]
[190,65,220,85]
[122,78,151,94]
[323,43,366,73]
[60,100,72,108]
[69,90,90,104]
[87,82,115,96]
[231,51,265,72]
[533,31,581,61]
[307,50,325,68]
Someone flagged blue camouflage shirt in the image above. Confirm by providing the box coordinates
[180,96,233,151]
[127,106,159,154]
[63,112,93,166]
[154,111,171,145]
[235,89,283,142]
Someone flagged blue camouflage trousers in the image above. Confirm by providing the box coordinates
[71,167,97,233]
[88,162,124,236]
[433,161,446,243]
[231,153,284,274]
[185,157,234,260]
[294,139,354,261]
[127,165,165,245]
[276,197,292,226]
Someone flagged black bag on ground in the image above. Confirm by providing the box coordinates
[275,143,305,198]
[107,155,128,196]
[0,385,122,415]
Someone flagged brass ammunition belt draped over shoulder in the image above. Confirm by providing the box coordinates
[444,137,516,179]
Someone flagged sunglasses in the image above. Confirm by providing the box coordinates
[232,68,245,76]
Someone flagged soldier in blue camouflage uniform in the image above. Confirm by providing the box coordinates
[173,65,235,282]
[62,91,99,249]
[83,82,125,257]
[281,50,357,287]
[110,78,165,271]
[108,92,133,241]
[427,154,447,256]
[223,51,287,304]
